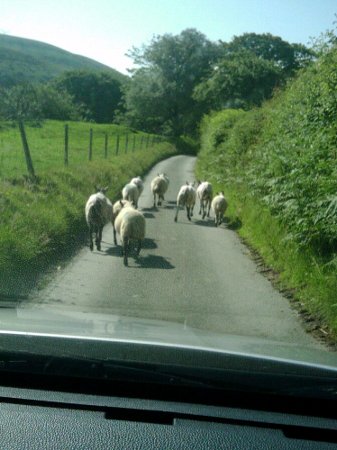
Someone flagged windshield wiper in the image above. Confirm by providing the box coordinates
[1,351,337,399]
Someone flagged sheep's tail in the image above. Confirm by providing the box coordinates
[88,200,104,226]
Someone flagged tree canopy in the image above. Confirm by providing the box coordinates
[53,70,124,123]
[222,33,315,75]
[123,29,220,137]
[194,33,316,111]
[194,49,283,110]
[122,30,315,136]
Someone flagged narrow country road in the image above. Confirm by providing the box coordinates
[25,155,325,350]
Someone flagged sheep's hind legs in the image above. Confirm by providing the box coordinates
[122,238,129,266]
[95,226,103,251]
[135,240,142,257]
[89,226,94,251]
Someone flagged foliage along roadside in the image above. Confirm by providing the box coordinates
[0,138,176,293]
[196,45,337,338]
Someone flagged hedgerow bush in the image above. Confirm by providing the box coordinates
[198,45,337,258]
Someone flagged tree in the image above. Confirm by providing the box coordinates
[194,33,315,112]
[123,29,220,137]
[53,70,124,123]
[35,84,81,120]
[221,33,315,76]
[0,83,41,121]
[194,49,283,110]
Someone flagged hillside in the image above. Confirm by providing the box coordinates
[0,34,127,88]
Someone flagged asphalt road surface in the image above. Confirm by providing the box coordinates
[26,155,325,349]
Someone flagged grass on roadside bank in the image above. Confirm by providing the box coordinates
[195,171,337,343]
[0,140,177,294]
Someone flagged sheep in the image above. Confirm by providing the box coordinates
[114,203,146,266]
[196,181,213,219]
[174,182,196,222]
[122,181,140,208]
[150,173,169,207]
[112,199,132,245]
[211,192,228,226]
[85,187,113,251]
[130,176,144,197]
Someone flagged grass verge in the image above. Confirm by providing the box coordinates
[0,139,177,297]
[196,172,337,344]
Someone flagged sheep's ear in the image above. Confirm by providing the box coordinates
[119,200,123,206]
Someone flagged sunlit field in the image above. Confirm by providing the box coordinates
[0,120,159,180]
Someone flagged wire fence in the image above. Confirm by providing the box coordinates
[0,121,164,180]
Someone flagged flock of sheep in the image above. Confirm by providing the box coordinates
[85,174,227,266]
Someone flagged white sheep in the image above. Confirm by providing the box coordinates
[130,176,144,197]
[196,181,213,219]
[122,181,140,208]
[112,199,132,245]
[211,192,228,226]
[114,203,146,266]
[174,182,196,222]
[150,173,169,207]
[85,187,113,251]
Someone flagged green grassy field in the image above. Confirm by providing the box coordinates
[0,120,176,289]
[0,120,160,180]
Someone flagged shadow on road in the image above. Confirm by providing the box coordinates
[104,238,157,258]
[142,238,158,249]
[133,254,175,269]
[194,218,215,228]
[104,246,121,256]
[141,208,157,218]
[223,216,242,230]
[142,212,156,219]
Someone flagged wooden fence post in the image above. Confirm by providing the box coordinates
[116,135,120,155]
[125,134,129,153]
[18,120,36,179]
[88,128,93,161]
[64,124,69,166]
[104,133,108,159]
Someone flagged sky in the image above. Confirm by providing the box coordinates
[1,0,336,75]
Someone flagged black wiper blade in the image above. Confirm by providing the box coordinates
[2,351,337,400]
[0,352,212,389]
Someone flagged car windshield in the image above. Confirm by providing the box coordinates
[0,0,337,393]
